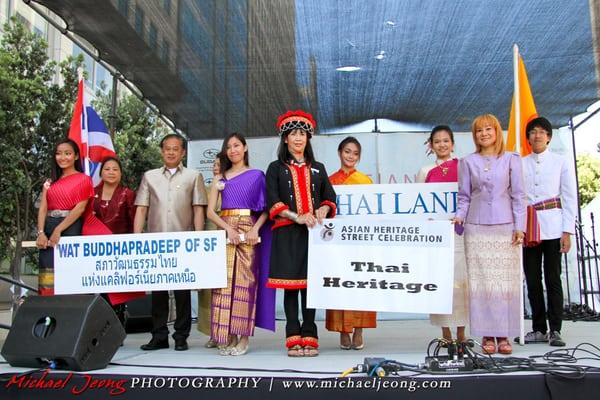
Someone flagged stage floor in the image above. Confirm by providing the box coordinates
[1,319,598,378]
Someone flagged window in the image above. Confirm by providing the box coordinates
[148,23,157,48]
[73,45,94,88]
[134,5,144,37]
[161,39,170,63]
[117,0,129,18]
[95,64,111,93]
[162,0,172,16]
[1,0,11,25]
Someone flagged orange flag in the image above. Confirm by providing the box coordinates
[507,55,537,156]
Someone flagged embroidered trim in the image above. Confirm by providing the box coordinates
[286,335,303,349]
[266,278,307,289]
[272,218,294,230]
[302,337,319,349]
[38,272,54,285]
[320,200,337,218]
[303,165,313,214]
[287,165,304,215]
[269,202,289,220]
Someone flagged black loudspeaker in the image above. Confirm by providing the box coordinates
[124,294,153,333]
[1,294,125,371]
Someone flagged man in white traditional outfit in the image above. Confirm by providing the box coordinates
[519,117,577,347]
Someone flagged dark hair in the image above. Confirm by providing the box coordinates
[526,117,553,140]
[277,129,315,164]
[100,156,123,183]
[51,138,83,181]
[429,125,455,144]
[337,136,362,157]
[160,133,187,150]
[219,132,249,175]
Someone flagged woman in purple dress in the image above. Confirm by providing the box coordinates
[207,132,270,356]
[454,114,526,355]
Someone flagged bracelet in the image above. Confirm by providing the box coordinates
[37,230,45,237]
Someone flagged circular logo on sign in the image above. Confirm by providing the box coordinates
[203,148,220,159]
[320,222,335,241]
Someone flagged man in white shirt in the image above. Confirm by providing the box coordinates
[519,117,577,347]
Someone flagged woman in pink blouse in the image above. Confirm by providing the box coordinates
[454,114,526,355]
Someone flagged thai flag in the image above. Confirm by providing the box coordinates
[68,79,116,185]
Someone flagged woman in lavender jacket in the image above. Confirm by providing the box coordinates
[453,114,526,355]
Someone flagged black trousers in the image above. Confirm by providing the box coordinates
[150,290,191,341]
[284,289,317,339]
[523,239,564,333]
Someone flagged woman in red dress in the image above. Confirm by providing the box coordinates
[92,156,143,308]
[36,138,110,295]
[93,157,136,235]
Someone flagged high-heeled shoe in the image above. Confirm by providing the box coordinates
[340,333,351,350]
[351,330,364,350]
[218,336,238,355]
[229,343,249,356]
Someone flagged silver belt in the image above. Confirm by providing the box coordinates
[48,210,70,218]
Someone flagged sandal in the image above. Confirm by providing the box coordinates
[303,346,319,357]
[302,337,319,357]
[218,336,238,356]
[481,337,496,354]
[287,345,304,357]
[497,338,512,355]
[229,343,249,356]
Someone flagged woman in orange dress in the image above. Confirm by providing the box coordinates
[326,136,377,350]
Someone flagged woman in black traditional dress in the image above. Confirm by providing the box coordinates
[266,110,336,357]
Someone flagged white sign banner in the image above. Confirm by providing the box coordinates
[307,218,454,313]
[334,182,458,219]
[54,231,227,294]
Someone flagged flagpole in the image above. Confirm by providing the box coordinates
[76,67,90,175]
[513,43,525,346]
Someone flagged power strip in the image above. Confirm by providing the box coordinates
[424,356,474,372]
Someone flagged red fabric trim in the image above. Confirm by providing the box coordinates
[286,335,303,349]
[320,200,337,218]
[272,219,294,230]
[107,292,146,305]
[39,288,54,296]
[269,202,289,220]
[301,165,313,214]
[302,337,319,349]
[266,278,307,290]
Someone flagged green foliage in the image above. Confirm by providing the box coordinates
[0,17,82,265]
[92,92,164,190]
[577,153,600,207]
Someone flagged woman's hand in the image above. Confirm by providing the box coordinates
[226,227,241,245]
[246,227,260,245]
[315,205,330,225]
[36,232,48,249]
[512,230,524,246]
[48,228,62,247]
[452,217,463,225]
[296,213,317,228]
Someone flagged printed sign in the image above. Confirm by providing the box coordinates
[54,231,226,294]
[307,218,454,313]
